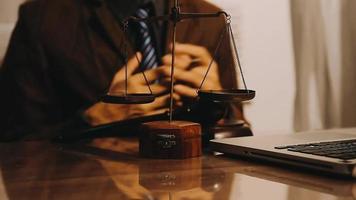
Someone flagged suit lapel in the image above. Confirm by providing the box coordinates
[91,3,134,57]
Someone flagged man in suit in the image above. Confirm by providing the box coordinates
[0,0,245,141]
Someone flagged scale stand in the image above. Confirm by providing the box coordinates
[140,0,208,159]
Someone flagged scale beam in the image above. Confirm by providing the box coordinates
[126,11,229,23]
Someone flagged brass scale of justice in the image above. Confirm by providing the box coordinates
[102,0,256,159]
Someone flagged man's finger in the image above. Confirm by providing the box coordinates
[130,66,170,84]
[174,84,198,98]
[191,65,220,81]
[161,53,192,69]
[123,83,168,94]
[174,43,212,65]
[150,83,169,95]
[173,68,203,87]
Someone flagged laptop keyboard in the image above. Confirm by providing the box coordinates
[275,139,356,160]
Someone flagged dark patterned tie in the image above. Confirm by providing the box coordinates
[135,8,158,70]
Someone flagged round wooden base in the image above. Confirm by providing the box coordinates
[139,121,202,159]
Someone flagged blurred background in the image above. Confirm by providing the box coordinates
[216,0,356,135]
[1,0,356,135]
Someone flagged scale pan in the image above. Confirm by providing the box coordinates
[102,93,155,104]
[198,89,255,102]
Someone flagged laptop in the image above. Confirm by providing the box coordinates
[210,129,356,177]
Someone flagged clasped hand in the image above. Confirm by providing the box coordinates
[85,43,222,125]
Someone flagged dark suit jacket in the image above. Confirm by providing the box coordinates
[0,0,244,141]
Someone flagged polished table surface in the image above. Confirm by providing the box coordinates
[0,137,355,200]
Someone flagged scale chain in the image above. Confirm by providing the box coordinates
[228,23,248,91]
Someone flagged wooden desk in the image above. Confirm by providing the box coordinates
[0,138,355,200]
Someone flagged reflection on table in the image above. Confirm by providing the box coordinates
[0,138,355,200]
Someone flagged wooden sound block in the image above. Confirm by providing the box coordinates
[139,121,202,159]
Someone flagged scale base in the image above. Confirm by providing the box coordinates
[139,121,202,159]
